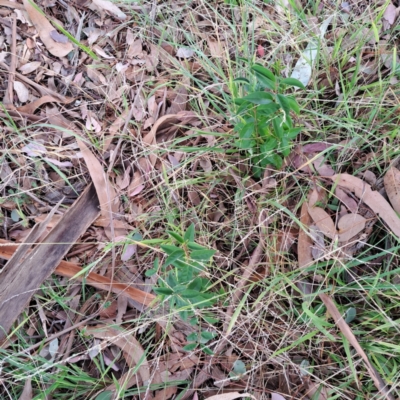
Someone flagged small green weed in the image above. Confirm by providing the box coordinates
[233,63,304,177]
[183,330,217,355]
[148,224,218,325]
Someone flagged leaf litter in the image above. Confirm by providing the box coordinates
[1,0,400,399]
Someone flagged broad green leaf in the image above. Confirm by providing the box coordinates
[272,116,284,139]
[187,332,198,341]
[179,310,189,320]
[153,287,173,295]
[187,242,207,251]
[145,268,157,277]
[286,127,302,139]
[242,91,274,105]
[345,307,357,323]
[202,314,219,324]
[165,250,185,266]
[183,343,198,351]
[166,272,178,288]
[167,231,184,243]
[251,64,276,82]
[233,77,250,84]
[188,277,203,291]
[271,154,283,169]
[184,224,195,242]
[161,244,184,256]
[191,249,216,261]
[236,122,255,150]
[260,138,278,153]
[257,103,280,116]
[276,94,291,117]
[254,73,275,90]
[201,346,214,355]
[285,96,300,114]
[279,77,305,89]
[280,137,291,157]
[234,98,246,106]
[179,289,201,298]
[200,331,216,341]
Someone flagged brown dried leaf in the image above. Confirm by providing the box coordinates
[76,139,121,239]
[384,166,400,215]
[13,81,29,102]
[22,0,73,58]
[329,174,400,237]
[92,0,127,20]
[335,187,358,213]
[383,2,397,25]
[337,213,366,243]
[18,378,32,400]
[307,190,336,239]
[18,61,41,75]
[319,293,395,400]
[298,201,314,269]
[17,95,62,114]
[205,393,255,400]
[85,326,150,393]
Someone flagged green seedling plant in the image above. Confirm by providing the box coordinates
[233,63,304,178]
[148,224,218,324]
[183,330,217,355]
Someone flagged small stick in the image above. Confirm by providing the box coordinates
[5,13,16,106]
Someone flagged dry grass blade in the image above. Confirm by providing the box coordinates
[319,293,395,400]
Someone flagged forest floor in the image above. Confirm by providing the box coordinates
[1,0,400,399]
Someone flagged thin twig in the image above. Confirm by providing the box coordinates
[5,13,16,106]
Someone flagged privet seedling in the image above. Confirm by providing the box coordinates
[147,224,218,325]
[233,63,304,178]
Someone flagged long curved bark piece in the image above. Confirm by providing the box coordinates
[0,240,155,308]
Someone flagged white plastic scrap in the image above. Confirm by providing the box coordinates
[290,15,334,89]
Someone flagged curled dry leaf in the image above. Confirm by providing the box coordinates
[23,0,73,58]
[92,0,127,20]
[205,393,256,400]
[384,166,400,214]
[329,174,400,237]
[337,213,366,243]
[18,61,41,75]
[335,187,358,213]
[13,81,29,103]
[76,139,123,239]
[17,95,63,114]
[307,189,336,239]
[84,326,150,393]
